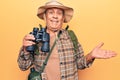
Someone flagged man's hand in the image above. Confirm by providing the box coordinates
[22,34,35,53]
[91,42,117,59]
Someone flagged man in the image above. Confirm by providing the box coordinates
[17,1,117,80]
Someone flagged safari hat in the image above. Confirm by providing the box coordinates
[37,1,74,23]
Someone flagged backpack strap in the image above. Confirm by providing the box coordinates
[68,30,78,55]
[65,25,79,54]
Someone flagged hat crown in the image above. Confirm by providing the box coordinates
[45,1,64,6]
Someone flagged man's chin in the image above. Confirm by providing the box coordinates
[51,29,59,32]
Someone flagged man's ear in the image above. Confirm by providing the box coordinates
[63,15,65,22]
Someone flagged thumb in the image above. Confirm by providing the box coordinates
[95,42,104,49]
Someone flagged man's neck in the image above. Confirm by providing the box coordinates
[47,28,60,38]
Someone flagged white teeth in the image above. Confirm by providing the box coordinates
[51,20,58,23]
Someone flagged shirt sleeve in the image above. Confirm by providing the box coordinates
[75,43,95,69]
[17,47,34,71]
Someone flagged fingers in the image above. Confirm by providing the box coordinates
[23,34,35,47]
[102,50,117,59]
[95,42,104,49]
[24,34,35,41]
[105,50,117,58]
[23,40,35,47]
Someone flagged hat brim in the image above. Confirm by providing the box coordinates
[37,5,74,23]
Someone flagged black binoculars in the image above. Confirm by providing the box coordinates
[26,26,50,53]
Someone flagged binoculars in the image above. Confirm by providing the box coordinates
[26,26,50,53]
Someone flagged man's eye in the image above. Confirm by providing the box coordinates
[48,11,53,14]
[57,12,63,15]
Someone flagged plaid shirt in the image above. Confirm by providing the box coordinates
[18,29,93,80]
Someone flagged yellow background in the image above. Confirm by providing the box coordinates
[0,0,120,80]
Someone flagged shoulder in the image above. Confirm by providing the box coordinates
[60,29,70,38]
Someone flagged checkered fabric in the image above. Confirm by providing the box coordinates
[18,29,93,80]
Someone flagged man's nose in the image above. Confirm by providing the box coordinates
[53,13,58,19]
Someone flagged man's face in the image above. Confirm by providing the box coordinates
[45,8,65,32]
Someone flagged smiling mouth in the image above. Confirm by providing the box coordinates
[50,20,58,23]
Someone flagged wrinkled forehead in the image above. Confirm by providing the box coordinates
[45,7,64,14]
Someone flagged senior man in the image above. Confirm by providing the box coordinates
[18,1,116,80]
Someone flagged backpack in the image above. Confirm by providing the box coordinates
[68,30,79,55]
